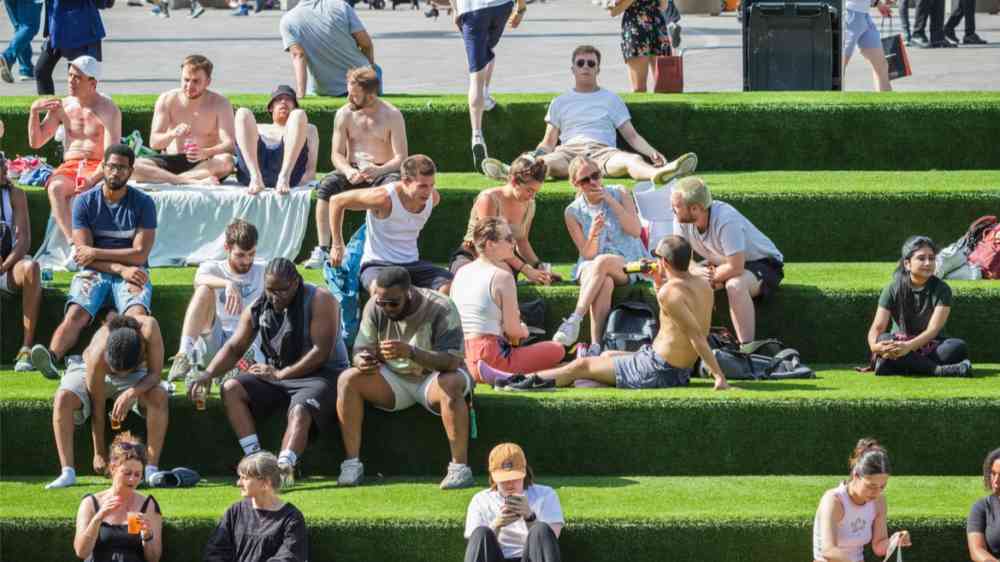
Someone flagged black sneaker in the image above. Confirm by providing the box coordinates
[472,140,488,172]
[494,374,526,391]
[508,374,555,391]
[936,359,972,377]
[911,33,930,48]
[944,28,960,44]
[963,33,987,45]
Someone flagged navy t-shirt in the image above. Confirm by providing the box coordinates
[71,185,157,250]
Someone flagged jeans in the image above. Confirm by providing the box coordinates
[3,0,42,76]
[464,525,562,562]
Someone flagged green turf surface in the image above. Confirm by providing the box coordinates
[0,476,982,562]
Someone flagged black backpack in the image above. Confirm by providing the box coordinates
[0,187,14,262]
[602,301,659,352]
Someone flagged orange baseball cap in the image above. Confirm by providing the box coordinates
[489,443,527,482]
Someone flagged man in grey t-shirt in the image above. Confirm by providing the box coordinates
[671,177,784,349]
[279,0,375,98]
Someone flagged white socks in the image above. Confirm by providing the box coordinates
[239,435,261,456]
[472,130,484,145]
[448,462,468,470]
[278,449,298,467]
[342,457,362,467]
[567,312,584,324]
[45,467,76,489]
[179,336,196,356]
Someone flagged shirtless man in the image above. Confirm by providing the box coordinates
[233,85,318,195]
[479,236,731,391]
[27,56,121,243]
[302,67,407,269]
[131,54,236,185]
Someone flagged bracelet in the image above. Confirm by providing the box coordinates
[516,6,526,14]
[141,532,154,542]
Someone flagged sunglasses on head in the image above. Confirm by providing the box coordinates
[575,59,597,68]
[577,171,601,185]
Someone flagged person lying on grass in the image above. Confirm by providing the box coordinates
[812,438,912,562]
[479,235,730,391]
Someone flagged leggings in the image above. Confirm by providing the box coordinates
[465,335,566,383]
[464,525,561,562]
[874,333,968,375]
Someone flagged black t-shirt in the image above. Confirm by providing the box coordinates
[968,495,1000,558]
[877,276,952,335]
[203,499,309,562]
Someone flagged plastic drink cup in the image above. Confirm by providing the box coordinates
[75,160,87,191]
[127,512,141,534]
[41,267,53,288]
[194,384,207,411]
[538,262,552,274]
[110,414,121,430]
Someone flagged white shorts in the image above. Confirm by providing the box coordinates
[377,365,473,415]
[196,318,232,364]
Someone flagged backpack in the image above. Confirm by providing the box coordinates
[700,348,815,380]
[517,298,547,346]
[323,224,366,349]
[602,301,659,352]
[937,215,996,278]
[968,222,1000,279]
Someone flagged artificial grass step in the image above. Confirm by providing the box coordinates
[3,368,998,477]
[5,263,999,364]
[18,170,1000,265]
[0,475,983,562]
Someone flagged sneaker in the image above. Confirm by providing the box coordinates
[337,459,364,487]
[302,246,329,269]
[31,345,62,380]
[278,461,296,490]
[480,157,509,181]
[944,28,960,44]
[160,0,170,16]
[0,58,13,84]
[231,4,250,15]
[483,96,497,112]
[494,374,527,391]
[14,347,33,372]
[937,359,973,378]
[652,152,698,185]
[190,1,205,17]
[167,351,195,382]
[150,5,161,14]
[963,33,987,45]
[575,342,601,359]
[508,374,556,391]
[552,316,581,347]
[439,464,475,490]
[668,22,682,50]
[16,73,34,82]
[472,137,488,172]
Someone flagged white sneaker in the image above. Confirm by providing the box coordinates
[483,96,497,112]
[278,461,296,490]
[14,347,33,372]
[439,463,475,490]
[337,459,364,487]
[167,351,195,382]
[652,152,698,186]
[480,157,509,180]
[552,317,581,347]
[302,246,329,270]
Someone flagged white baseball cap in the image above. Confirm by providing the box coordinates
[68,56,101,81]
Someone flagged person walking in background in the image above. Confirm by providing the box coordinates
[1,0,43,83]
[35,0,105,95]
[944,0,988,45]
[609,0,672,92]
[842,0,893,91]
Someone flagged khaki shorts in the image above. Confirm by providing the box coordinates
[57,359,169,425]
[377,365,472,415]
[548,142,627,175]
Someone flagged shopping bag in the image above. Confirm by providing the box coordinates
[881,16,912,80]
[653,46,684,93]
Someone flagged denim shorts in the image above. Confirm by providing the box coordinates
[843,9,882,58]
[613,344,692,389]
[66,270,153,322]
[460,2,514,73]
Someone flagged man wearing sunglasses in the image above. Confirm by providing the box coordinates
[530,45,697,184]
[336,266,475,489]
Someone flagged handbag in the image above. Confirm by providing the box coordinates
[881,16,912,80]
[652,45,683,93]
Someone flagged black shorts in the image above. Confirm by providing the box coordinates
[144,153,200,175]
[235,372,340,434]
[745,258,784,300]
[316,171,400,201]
[235,138,309,188]
[360,260,453,292]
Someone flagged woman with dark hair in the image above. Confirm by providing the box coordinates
[866,235,972,377]
[73,432,163,562]
[450,154,554,285]
[813,438,911,562]
[203,451,309,562]
[464,443,564,562]
[968,447,1000,562]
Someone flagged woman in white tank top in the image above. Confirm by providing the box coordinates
[451,217,565,383]
[813,438,911,562]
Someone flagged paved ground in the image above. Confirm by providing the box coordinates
[1,0,999,96]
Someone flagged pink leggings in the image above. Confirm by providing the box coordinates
[464,335,566,383]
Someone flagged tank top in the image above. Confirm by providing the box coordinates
[812,483,877,562]
[451,260,503,337]
[86,493,160,562]
[362,182,433,265]
[300,282,350,373]
[462,190,536,244]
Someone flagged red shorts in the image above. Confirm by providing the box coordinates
[49,158,102,195]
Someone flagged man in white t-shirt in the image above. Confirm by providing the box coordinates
[529,45,697,185]
[463,442,564,562]
[671,176,784,349]
[168,219,266,382]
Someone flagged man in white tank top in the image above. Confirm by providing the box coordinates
[327,154,454,295]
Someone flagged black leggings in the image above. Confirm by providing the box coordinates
[874,333,968,376]
[464,525,561,562]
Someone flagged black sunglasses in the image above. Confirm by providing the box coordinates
[575,59,597,68]
[375,298,403,308]
[577,171,601,185]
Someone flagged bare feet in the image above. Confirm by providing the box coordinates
[275,174,291,195]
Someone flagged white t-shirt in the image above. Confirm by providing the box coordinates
[464,484,565,559]
[673,201,783,264]
[545,88,631,148]
[456,0,511,15]
[194,260,266,334]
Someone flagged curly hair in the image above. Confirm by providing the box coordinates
[105,316,143,373]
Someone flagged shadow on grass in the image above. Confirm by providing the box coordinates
[727,380,831,392]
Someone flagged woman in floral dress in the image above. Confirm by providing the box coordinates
[611,0,672,92]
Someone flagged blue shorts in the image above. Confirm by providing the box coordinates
[460,2,514,73]
[843,10,882,58]
[66,270,153,322]
[235,138,309,188]
[612,344,692,389]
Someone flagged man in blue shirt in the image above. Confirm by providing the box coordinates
[34,0,104,95]
[32,144,159,380]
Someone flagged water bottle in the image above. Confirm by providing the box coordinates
[623,260,658,275]
[40,267,53,289]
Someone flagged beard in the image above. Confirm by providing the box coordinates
[106,178,128,191]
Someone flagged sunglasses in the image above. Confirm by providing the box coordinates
[577,171,601,185]
[375,298,403,309]
[575,59,598,68]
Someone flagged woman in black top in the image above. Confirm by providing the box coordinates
[204,451,309,562]
[866,236,972,377]
[73,433,163,562]
[968,448,1000,562]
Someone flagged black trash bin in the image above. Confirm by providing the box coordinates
[742,0,843,91]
